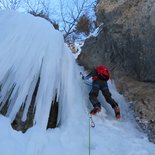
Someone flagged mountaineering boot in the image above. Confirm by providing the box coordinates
[90,106,101,115]
[114,107,121,119]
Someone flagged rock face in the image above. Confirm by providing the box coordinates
[78,0,155,143]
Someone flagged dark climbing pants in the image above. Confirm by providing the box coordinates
[89,80,118,109]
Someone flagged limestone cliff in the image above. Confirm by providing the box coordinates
[78,0,155,143]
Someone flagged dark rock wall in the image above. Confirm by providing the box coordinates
[79,0,155,82]
[78,0,155,143]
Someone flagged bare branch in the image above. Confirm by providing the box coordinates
[0,0,21,10]
[58,0,96,41]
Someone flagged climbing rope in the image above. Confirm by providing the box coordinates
[80,72,95,155]
[88,114,95,155]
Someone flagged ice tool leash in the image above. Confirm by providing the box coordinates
[80,72,95,155]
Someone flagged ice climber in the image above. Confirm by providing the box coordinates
[82,66,121,119]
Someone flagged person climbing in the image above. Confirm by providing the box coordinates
[82,66,121,119]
